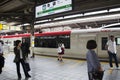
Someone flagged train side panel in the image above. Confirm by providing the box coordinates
[70,33,97,59]
[34,31,71,57]
[34,33,97,59]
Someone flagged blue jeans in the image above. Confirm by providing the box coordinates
[108,51,119,67]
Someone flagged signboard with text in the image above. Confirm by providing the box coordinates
[35,0,72,18]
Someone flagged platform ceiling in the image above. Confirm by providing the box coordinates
[0,0,120,31]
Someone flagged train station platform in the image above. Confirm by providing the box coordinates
[0,53,120,80]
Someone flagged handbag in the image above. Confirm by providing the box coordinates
[13,57,19,63]
[24,62,31,72]
[92,71,104,80]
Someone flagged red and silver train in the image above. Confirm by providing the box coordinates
[1,23,120,60]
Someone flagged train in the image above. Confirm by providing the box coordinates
[0,23,120,60]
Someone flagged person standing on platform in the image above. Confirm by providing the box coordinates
[57,43,65,61]
[13,40,31,79]
[0,40,4,74]
[22,39,30,58]
[105,35,119,69]
[86,40,104,80]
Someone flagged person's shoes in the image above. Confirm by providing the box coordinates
[0,70,2,74]
[116,67,120,70]
[18,77,22,80]
[57,58,59,61]
[18,75,21,78]
[110,67,113,70]
[18,78,21,80]
[0,71,2,74]
[60,59,63,62]
[26,75,31,78]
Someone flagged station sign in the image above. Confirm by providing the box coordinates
[35,0,72,18]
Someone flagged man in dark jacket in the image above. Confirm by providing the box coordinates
[22,39,30,58]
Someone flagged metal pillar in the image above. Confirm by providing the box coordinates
[30,0,36,58]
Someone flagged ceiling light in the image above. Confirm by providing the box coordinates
[8,22,17,26]
[64,14,83,19]
[109,7,120,12]
[54,17,64,20]
[84,10,108,16]
[0,21,7,24]
[23,23,30,26]
[35,20,49,23]
[36,13,120,27]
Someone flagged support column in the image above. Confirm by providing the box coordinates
[30,0,37,58]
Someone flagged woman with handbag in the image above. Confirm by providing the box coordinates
[86,40,104,80]
[13,40,31,79]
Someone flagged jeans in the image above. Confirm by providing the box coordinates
[108,51,119,67]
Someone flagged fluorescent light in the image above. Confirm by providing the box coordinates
[35,20,49,23]
[0,21,7,24]
[54,17,64,20]
[84,10,108,16]
[37,13,120,27]
[109,7,120,12]
[8,22,17,26]
[60,13,120,24]
[23,23,30,26]
[64,14,83,19]
[16,23,30,27]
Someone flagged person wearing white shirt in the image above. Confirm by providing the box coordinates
[105,35,119,69]
[57,43,65,61]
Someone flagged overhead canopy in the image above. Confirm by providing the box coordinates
[0,0,120,33]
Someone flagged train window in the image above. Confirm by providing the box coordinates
[101,37,108,50]
[35,35,70,49]
[58,35,70,48]
[101,37,120,50]
[116,37,120,45]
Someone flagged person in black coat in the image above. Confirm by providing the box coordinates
[13,40,31,79]
[0,40,4,74]
[21,39,30,58]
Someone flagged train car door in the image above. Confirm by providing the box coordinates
[96,33,108,59]
[72,33,97,59]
